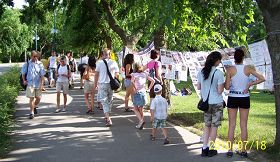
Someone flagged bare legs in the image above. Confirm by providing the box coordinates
[56,92,67,110]
[29,97,41,114]
[85,92,95,112]
[227,108,249,152]
[124,85,133,111]
[227,108,238,151]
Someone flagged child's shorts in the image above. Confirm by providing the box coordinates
[133,91,147,107]
[153,118,167,128]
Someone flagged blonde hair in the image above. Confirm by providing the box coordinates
[133,62,143,73]
[103,48,111,58]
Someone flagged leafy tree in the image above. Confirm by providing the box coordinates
[0,7,32,63]
[257,0,280,146]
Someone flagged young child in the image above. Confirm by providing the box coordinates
[150,84,170,145]
[131,62,155,130]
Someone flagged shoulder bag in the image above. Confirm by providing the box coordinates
[103,60,120,91]
[197,69,217,112]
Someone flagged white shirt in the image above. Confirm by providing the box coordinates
[57,65,69,83]
[96,59,119,84]
[49,56,57,69]
[197,67,224,104]
[150,95,168,120]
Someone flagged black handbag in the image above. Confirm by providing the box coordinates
[197,70,217,112]
[103,60,120,91]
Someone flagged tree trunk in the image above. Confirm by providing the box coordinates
[154,26,171,105]
[257,0,280,145]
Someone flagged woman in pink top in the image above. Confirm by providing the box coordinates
[143,49,162,99]
[131,63,155,130]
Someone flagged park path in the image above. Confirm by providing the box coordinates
[1,79,251,162]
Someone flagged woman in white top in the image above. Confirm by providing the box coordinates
[55,56,71,112]
[225,49,265,158]
[197,51,225,157]
[83,56,96,114]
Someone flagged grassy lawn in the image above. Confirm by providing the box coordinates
[117,80,278,159]
[168,81,278,160]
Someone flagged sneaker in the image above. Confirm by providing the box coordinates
[105,118,112,127]
[139,121,145,130]
[150,135,155,141]
[201,147,209,157]
[29,114,34,119]
[55,109,61,113]
[237,151,248,158]
[163,138,170,145]
[34,107,38,115]
[61,108,66,112]
[226,151,233,158]
[208,149,218,157]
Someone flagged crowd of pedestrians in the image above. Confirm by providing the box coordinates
[21,47,265,156]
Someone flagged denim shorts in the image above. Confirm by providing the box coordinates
[133,91,147,107]
[124,79,132,88]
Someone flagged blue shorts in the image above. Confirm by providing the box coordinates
[133,91,147,107]
[124,79,132,88]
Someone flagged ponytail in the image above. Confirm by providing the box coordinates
[202,51,222,80]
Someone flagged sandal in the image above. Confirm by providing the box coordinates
[86,109,93,114]
[124,108,133,112]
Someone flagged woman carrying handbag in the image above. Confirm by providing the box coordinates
[197,51,225,157]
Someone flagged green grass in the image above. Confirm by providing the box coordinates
[168,81,279,160]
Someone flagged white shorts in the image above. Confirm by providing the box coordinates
[26,86,42,98]
[56,82,69,94]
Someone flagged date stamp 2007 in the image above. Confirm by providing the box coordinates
[209,140,267,151]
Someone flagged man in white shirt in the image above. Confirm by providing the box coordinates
[93,48,119,126]
[48,50,58,87]
[55,56,71,112]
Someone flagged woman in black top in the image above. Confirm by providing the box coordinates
[123,54,134,112]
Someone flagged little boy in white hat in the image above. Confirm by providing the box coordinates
[150,84,169,145]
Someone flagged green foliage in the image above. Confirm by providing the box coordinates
[168,86,276,155]
[0,7,32,61]
[0,66,21,157]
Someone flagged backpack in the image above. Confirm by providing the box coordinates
[19,61,29,90]
[69,58,76,72]
[57,64,70,80]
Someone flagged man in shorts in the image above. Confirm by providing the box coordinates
[21,50,46,119]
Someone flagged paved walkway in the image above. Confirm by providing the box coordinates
[1,82,251,162]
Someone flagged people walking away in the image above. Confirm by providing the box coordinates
[93,48,119,127]
[83,56,96,114]
[225,49,265,158]
[131,62,155,130]
[55,56,71,113]
[143,49,162,104]
[21,50,46,119]
[67,51,77,88]
[123,53,135,112]
[197,51,225,157]
[48,50,58,88]
[78,52,89,89]
[150,84,169,145]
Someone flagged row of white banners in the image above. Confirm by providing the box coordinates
[117,40,274,95]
